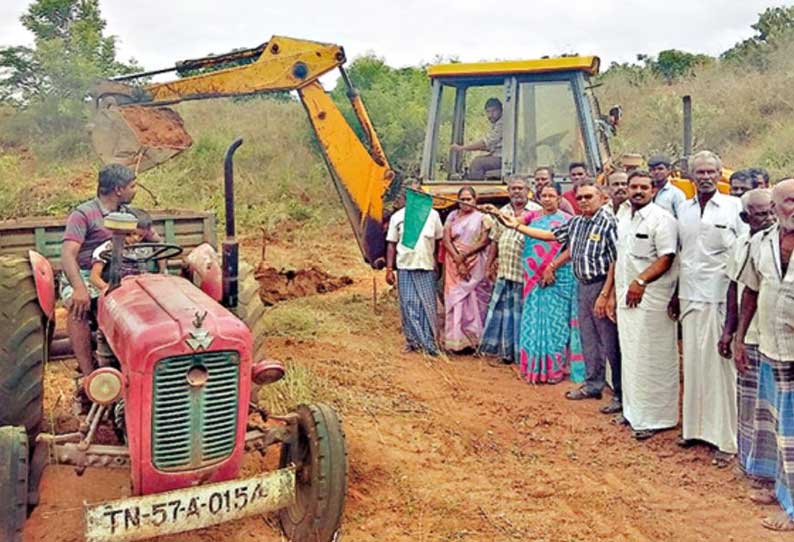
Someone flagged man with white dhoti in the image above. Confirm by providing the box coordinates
[615,171,678,440]
[672,150,746,467]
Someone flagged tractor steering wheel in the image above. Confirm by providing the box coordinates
[99,242,183,265]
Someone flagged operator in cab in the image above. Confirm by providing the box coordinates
[450,97,503,180]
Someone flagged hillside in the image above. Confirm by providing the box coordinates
[598,37,794,177]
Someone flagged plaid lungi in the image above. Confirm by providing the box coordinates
[746,346,777,480]
[765,355,794,519]
[738,344,762,474]
[397,269,439,355]
[478,278,522,362]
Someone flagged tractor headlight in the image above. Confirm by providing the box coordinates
[84,367,124,405]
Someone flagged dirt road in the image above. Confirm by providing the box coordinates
[24,262,784,541]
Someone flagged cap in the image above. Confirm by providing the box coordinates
[647,153,672,167]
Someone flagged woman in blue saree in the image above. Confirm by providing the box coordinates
[518,184,584,384]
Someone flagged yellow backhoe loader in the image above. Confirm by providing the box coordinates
[90,35,615,268]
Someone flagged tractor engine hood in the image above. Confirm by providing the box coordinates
[98,274,252,368]
[97,274,253,495]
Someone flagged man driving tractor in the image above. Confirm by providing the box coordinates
[60,165,159,390]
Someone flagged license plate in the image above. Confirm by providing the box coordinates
[84,468,295,542]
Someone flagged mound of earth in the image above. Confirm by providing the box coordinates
[254,265,353,305]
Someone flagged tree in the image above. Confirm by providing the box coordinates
[650,49,712,83]
[331,54,430,174]
[721,6,794,69]
[0,0,138,156]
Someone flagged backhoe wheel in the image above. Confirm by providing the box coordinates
[0,426,29,542]
[233,261,267,359]
[0,255,47,438]
[279,404,348,542]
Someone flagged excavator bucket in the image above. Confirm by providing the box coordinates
[89,105,193,173]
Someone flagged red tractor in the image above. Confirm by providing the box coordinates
[0,140,348,542]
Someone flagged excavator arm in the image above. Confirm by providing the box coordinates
[91,36,393,268]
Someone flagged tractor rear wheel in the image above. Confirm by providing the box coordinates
[279,403,348,542]
[0,255,47,438]
[233,261,267,359]
[0,426,29,542]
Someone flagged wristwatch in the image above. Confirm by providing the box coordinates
[635,277,647,287]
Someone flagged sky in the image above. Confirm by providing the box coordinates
[0,0,784,77]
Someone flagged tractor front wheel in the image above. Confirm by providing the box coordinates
[0,426,29,542]
[279,403,348,542]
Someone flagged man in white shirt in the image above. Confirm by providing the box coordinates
[736,179,794,532]
[386,181,444,355]
[606,169,630,215]
[615,171,678,440]
[672,150,745,467]
[649,154,687,217]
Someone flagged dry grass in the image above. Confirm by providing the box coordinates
[599,40,794,177]
[0,96,347,239]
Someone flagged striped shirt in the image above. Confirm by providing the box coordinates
[63,199,155,269]
[553,206,618,282]
[64,199,122,269]
[490,201,541,282]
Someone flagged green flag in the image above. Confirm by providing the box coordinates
[402,189,433,249]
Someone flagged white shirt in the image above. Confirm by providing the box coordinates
[739,225,794,361]
[91,240,152,264]
[386,207,443,271]
[615,202,678,311]
[677,192,746,303]
[653,181,687,218]
[727,233,760,345]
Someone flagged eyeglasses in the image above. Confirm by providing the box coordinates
[575,194,595,201]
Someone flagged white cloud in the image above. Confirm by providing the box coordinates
[0,0,777,74]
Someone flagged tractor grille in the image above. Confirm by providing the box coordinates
[152,351,240,471]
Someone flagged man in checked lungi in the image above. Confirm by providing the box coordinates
[385,181,444,356]
[736,179,794,532]
[717,189,776,491]
[479,176,540,365]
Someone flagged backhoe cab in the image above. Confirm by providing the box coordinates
[419,56,610,206]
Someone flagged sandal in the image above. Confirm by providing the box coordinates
[599,399,623,414]
[677,437,697,448]
[633,429,657,441]
[610,414,629,426]
[749,489,777,505]
[565,387,602,401]
[712,451,735,468]
[547,376,563,385]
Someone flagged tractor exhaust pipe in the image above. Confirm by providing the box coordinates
[222,138,243,309]
[682,95,693,160]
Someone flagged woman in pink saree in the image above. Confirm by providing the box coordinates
[442,186,492,353]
